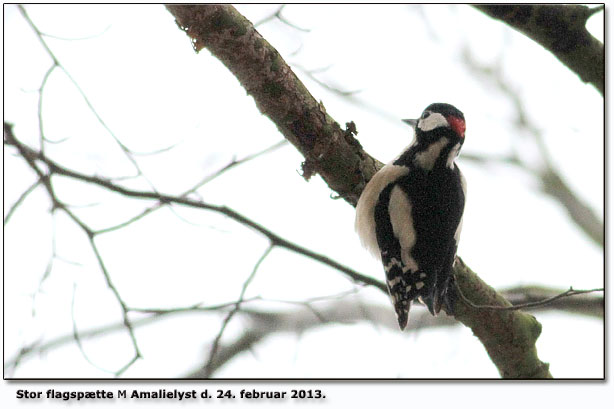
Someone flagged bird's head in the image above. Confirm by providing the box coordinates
[403,103,466,144]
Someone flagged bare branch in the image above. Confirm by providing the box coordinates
[5,283,601,376]
[4,123,142,377]
[461,48,603,247]
[129,297,262,315]
[450,258,551,378]
[70,285,116,374]
[96,139,287,235]
[187,300,456,378]
[39,24,112,41]
[474,5,603,95]
[37,66,57,149]
[88,236,142,377]
[255,5,311,32]
[6,5,600,379]
[254,5,284,27]
[5,127,385,294]
[4,297,261,373]
[501,285,604,318]
[186,139,288,194]
[165,4,555,378]
[456,282,603,312]
[4,178,41,226]
[541,168,603,247]
[294,64,363,96]
[202,245,273,378]
[18,5,159,189]
[166,4,379,205]
[275,6,311,33]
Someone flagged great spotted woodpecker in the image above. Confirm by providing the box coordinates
[355,103,467,330]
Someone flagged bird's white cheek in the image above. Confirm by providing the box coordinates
[417,112,449,132]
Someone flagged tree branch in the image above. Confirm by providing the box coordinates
[501,285,604,318]
[4,178,41,226]
[4,123,142,377]
[186,301,458,378]
[202,245,273,378]
[165,4,558,378]
[457,283,603,312]
[452,258,551,378]
[6,282,601,377]
[473,5,604,95]
[166,4,379,206]
[10,118,600,377]
[3,124,384,294]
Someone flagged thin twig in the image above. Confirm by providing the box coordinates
[456,281,603,311]
[203,244,273,377]
[40,24,112,41]
[461,46,604,247]
[254,5,311,32]
[96,139,287,235]
[18,5,159,188]
[184,139,288,195]
[295,64,362,96]
[129,297,262,315]
[6,283,602,376]
[71,284,115,374]
[37,66,58,149]
[4,128,383,293]
[275,7,311,32]
[4,178,41,226]
[254,5,285,27]
[4,122,142,376]
[88,236,142,377]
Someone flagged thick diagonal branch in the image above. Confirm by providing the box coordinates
[166,4,379,206]
[165,4,553,378]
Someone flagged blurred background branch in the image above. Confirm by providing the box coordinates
[460,47,603,247]
[4,284,602,377]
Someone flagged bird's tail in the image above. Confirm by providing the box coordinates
[392,298,411,330]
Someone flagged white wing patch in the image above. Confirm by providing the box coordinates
[355,164,409,260]
[388,185,419,273]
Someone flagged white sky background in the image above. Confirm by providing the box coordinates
[2,2,606,392]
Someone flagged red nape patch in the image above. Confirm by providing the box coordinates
[448,116,466,138]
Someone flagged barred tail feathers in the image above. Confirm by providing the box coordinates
[384,255,434,330]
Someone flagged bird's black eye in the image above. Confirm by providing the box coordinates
[421,111,431,119]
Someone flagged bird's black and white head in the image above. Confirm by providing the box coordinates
[398,103,466,171]
[403,103,466,144]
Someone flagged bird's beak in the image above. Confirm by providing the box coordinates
[402,119,417,127]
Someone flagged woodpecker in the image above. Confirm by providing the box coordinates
[355,103,467,330]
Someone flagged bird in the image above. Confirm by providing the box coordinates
[355,103,467,330]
